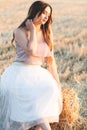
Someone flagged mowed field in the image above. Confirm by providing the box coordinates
[0,0,87,129]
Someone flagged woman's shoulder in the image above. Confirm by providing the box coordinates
[13,27,27,39]
[14,27,26,35]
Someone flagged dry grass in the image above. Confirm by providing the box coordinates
[0,0,87,129]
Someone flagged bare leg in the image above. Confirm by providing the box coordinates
[40,122,51,130]
[35,121,51,130]
[35,125,43,130]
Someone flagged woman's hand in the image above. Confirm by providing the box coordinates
[25,19,36,32]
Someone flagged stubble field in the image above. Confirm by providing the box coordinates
[0,0,87,129]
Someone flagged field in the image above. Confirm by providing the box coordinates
[0,0,87,129]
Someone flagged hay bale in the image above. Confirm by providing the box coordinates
[30,87,81,130]
[60,87,80,123]
[58,87,80,130]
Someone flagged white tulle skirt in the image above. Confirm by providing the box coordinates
[0,62,62,130]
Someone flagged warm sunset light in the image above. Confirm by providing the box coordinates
[0,0,87,129]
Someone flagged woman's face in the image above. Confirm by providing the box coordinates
[33,6,51,25]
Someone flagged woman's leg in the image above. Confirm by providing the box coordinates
[35,125,43,130]
[35,121,51,130]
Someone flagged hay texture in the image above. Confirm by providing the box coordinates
[57,87,80,130]
[50,87,81,130]
[60,87,80,123]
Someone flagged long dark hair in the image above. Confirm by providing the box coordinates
[12,1,53,51]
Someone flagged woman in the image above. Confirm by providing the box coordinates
[0,1,62,130]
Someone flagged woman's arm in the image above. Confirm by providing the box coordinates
[46,51,61,90]
[46,27,61,88]
[14,20,37,55]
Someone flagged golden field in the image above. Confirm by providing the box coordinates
[0,0,87,129]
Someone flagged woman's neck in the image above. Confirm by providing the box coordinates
[35,24,41,32]
[35,25,42,36]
